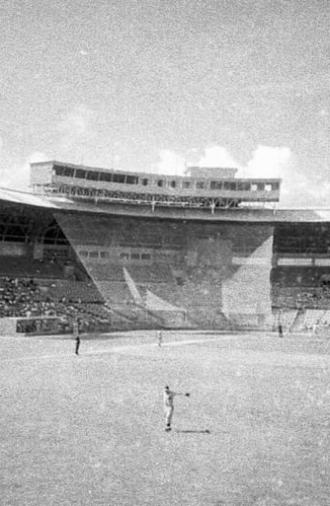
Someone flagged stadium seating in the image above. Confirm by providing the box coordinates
[303,310,325,330]
[271,307,330,334]
[0,257,63,279]
[123,265,173,283]
[136,266,229,329]
[40,280,103,303]
[272,285,330,310]
[0,276,115,333]
[272,310,297,332]
[317,310,330,327]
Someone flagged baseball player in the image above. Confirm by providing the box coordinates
[157,330,163,347]
[163,385,190,432]
[73,318,80,355]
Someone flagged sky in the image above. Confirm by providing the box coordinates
[0,0,329,207]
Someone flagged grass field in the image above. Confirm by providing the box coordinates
[1,330,330,506]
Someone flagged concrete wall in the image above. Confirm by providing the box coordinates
[56,213,274,329]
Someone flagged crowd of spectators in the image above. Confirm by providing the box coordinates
[0,277,42,317]
[0,277,112,334]
[271,284,330,310]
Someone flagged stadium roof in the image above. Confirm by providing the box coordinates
[0,186,330,223]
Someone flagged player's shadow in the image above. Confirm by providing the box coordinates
[175,429,211,434]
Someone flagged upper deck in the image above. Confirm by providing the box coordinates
[1,185,330,224]
[30,161,281,210]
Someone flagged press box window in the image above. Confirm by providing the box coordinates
[63,167,74,177]
[99,172,112,182]
[169,180,176,188]
[196,182,205,189]
[183,181,191,189]
[54,166,65,176]
[120,253,129,260]
[142,178,148,186]
[86,171,98,181]
[157,180,164,187]
[126,175,138,184]
[141,253,151,260]
[210,181,222,190]
[89,251,99,258]
[100,251,109,258]
[113,174,125,183]
[75,169,86,179]
[131,253,140,260]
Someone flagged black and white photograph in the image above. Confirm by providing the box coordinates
[0,1,330,504]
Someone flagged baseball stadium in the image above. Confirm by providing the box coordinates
[2,160,330,335]
[1,161,330,505]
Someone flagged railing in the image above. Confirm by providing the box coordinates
[39,185,273,212]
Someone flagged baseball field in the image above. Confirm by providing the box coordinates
[1,331,330,505]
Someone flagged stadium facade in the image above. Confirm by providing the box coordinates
[0,161,330,334]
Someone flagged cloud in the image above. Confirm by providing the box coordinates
[242,146,294,179]
[239,145,330,208]
[155,145,240,176]
[155,149,186,175]
[28,152,50,165]
[238,145,300,206]
[1,151,49,191]
[0,132,327,208]
[197,145,305,207]
[154,144,327,208]
[56,105,96,152]
[197,145,240,169]
[238,145,301,206]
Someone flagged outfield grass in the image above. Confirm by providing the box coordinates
[1,331,330,505]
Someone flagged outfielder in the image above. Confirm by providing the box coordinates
[73,318,80,355]
[163,385,190,432]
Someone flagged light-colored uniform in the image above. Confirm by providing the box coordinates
[163,388,176,426]
[157,330,163,347]
[163,387,190,429]
[73,321,79,338]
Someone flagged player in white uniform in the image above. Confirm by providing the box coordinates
[163,385,190,432]
[157,330,163,347]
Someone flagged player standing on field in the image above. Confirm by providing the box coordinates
[157,330,163,347]
[73,317,80,355]
[278,323,283,338]
[163,385,190,432]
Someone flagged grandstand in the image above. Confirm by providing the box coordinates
[0,160,330,335]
